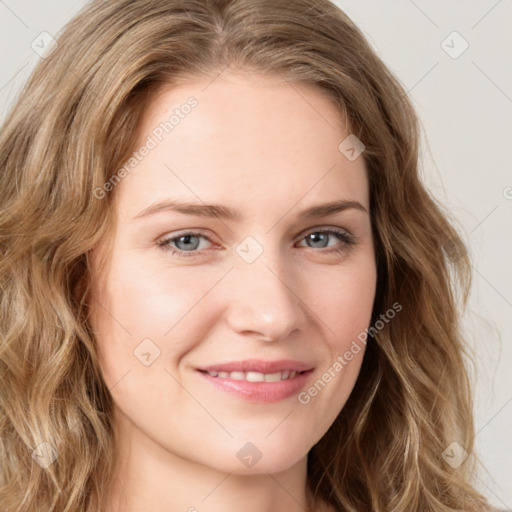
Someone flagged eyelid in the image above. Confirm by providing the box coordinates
[299,224,353,239]
[156,229,217,249]
[157,224,356,257]
[157,225,353,243]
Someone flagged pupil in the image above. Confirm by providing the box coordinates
[310,233,327,248]
[178,235,199,251]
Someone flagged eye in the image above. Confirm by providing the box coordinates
[157,232,213,257]
[157,227,356,258]
[297,227,356,254]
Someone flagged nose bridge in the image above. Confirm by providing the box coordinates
[224,238,308,341]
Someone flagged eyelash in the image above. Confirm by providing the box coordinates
[156,227,356,258]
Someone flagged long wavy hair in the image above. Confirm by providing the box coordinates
[0,0,493,511]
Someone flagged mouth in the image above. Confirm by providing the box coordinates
[195,359,315,403]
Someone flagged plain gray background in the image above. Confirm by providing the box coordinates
[1,0,510,509]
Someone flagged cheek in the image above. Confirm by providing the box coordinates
[312,256,377,348]
[89,254,224,376]
[297,256,376,414]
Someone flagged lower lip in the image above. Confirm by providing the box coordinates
[196,370,314,403]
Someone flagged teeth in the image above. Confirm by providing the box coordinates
[246,371,265,382]
[264,371,282,382]
[206,370,300,381]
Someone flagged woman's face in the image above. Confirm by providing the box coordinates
[89,72,377,475]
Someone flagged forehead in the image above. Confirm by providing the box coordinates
[116,72,369,218]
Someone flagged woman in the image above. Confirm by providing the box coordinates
[0,0,496,511]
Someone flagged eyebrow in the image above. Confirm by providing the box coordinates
[132,198,368,221]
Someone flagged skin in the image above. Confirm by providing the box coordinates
[87,71,377,512]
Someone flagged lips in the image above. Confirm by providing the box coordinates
[195,359,315,402]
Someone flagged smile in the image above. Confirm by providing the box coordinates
[202,370,303,382]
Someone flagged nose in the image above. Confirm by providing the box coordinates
[223,252,309,343]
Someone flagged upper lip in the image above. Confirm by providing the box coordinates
[197,359,314,374]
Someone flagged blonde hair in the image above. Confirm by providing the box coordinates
[0,0,493,510]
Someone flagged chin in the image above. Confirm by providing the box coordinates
[195,436,311,476]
